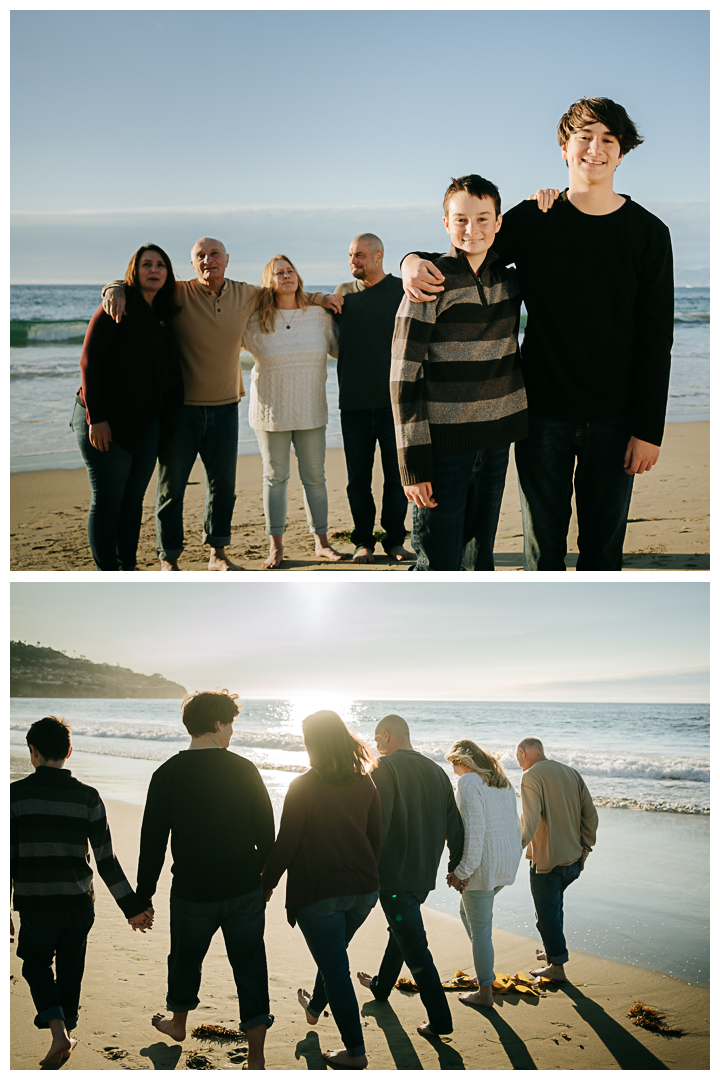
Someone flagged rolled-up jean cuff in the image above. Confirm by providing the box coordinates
[166,994,200,1012]
[238,1013,274,1032]
[267,526,286,537]
[547,950,569,966]
[202,531,232,547]
[34,1005,66,1028]
[347,1044,366,1058]
[311,524,328,536]
[157,546,183,562]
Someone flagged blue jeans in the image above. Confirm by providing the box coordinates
[340,407,409,553]
[529,860,583,966]
[72,398,159,571]
[460,886,503,987]
[296,891,378,1057]
[17,907,95,1031]
[156,403,238,560]
[371,889,452,1034]
[515,414,635,571]
[254,426,328,535]
[410,446,510,571]
[167,887,273,1030]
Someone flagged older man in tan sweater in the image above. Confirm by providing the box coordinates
[103,238,341,571]
[516,737,598,982]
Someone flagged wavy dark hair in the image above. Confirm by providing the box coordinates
[124,243,180,320]
[557,97,643,156]
[303,711,374,785]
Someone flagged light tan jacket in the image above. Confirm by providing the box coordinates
[520,759,598,874]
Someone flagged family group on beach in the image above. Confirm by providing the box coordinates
[11,696,599,1069]
[73,95,673,573]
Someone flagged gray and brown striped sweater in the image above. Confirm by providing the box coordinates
[10,766,147,917]
[390,247,528,486]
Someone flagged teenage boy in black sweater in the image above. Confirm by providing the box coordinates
[403,97,674,570]
[10,716,152,1068]
[136,690,275,1070]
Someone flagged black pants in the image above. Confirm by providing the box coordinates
[17,907,95,1030]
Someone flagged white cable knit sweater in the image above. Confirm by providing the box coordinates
[453,772,523,892]
[243,306,338,432]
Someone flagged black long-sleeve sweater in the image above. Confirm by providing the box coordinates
[136,750,275,904]
[412,191,674,447]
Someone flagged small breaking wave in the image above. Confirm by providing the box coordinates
[11,319,89,347]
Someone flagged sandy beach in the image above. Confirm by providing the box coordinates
[10,798,709,1071]
[10,421,709,572]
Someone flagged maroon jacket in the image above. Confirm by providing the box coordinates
[262,769,381,925]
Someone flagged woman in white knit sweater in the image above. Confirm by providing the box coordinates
[243,255,346,569]
[445,739,523,1009]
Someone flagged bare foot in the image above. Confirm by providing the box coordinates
[315,534,347,561]
[529,962,567,981]
[208,547,245,571]
[152,1012,187,1041]
[261,539,284,570]
[352,547,375,564]
[459,990,494,1009]
[39,1034,76,1066]
[297,987,319,1025]
[356,971,374,990]
[535,949,547,961]
[160,558,181,571]
[388,545,415,562]
[416,1021,442,1038]
[322,1049,368,1069]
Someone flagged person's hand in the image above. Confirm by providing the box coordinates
[446,872,468,893]
[404,482,437,509]
[321,293,343,314]
[89,421,112,452]
[529,188,560,212]
[10,915,15,943]
[623,436,660,475]
[128,907,154,933]
[102,287,127,323]
[264,889,274,903]
[401,255,445,302]
[579,853,587,872]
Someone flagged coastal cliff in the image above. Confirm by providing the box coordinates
[10,641,186,699]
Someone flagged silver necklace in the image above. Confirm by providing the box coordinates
[283,307,299,330]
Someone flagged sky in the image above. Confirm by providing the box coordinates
[10,8,710,283]
[10,581,709,703]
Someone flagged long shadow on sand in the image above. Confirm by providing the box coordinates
[139,1042,183,1069]
[482,1006,538,1070]
[557,983,669,1070]
[295,1030,327,1070]
[361,999,465,1070]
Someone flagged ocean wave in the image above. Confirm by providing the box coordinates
[11,319,89,347]
[11,364,80,380]
[592,796,709,815]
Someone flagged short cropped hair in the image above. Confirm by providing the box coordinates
[375,713,409,738]
[354,232,384,254]
[517,737,545,755]
[26,715,71,761]
[443,174,501,218]
[557,97,643,156]
[181,690,240,737]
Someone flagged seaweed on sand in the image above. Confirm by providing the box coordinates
[627,1001,684,1036]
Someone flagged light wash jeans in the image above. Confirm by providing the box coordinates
[460,885,504,987]
[254,426,328,536]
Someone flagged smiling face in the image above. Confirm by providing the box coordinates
[443,192,502,271]
[137,249,168,298]
[561,121,623,186]
[349,237,383,283]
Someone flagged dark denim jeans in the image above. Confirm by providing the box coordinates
[410,446,510,571]
[371,889,452,1034]
[340,407,409,553]
[167,887,272,1030]
[296,891,378,1057]
[515,414,635,571]
[156,403,239,560]
[529,859,583,966]
[16,906,95,1030]
[72,398,159,571]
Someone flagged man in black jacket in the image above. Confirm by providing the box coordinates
[137,690,275,1070]
[402,97,674,570]
[356,713,464,1038]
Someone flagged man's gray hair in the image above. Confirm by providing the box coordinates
[517,737,545,754]
[191,237,227,258]
[376,713,408,737]
[355,232,384,254]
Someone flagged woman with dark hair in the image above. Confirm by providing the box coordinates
[71,244,183,570]
[261,711,381,1069]
[444,739,522,1009]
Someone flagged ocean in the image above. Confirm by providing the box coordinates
[9,285,710,473]
[10,697,709,986]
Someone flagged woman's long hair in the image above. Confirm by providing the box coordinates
[255,254,311,334]
[445,739,511,789]
[124,243,180,321]
[303,711,373,785]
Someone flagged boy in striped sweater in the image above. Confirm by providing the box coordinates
[391,174,527,570]
[10,716,152,1067]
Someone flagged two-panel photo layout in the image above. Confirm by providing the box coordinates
[10,8,709,1074]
